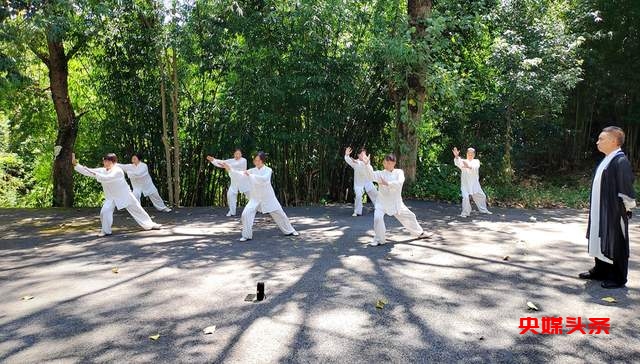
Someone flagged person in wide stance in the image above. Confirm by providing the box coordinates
[73,153,161,236]
[579,126,636,289]
[344,147,378,216]
[207,148,251,216]
[222,151,298,241]
[453,147,492,217]
[119,153,172,212]
[364,153,429,246]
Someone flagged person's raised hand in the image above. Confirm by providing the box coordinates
[452,147,460,158]
[206,155,215,162]
[345,147,352,156]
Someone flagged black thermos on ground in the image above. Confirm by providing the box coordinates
[257,282,265,301]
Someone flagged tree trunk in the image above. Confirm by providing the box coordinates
[47,34,78,207]
[159,48,174,206]
[399,0,432,183]
[502,108,515,182]
[170,48,181,206]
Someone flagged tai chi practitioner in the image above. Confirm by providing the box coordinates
[579,126,636,289]
[364,153,427,246]
[222,151,299,241]
[453,147,491,217]
[72,153,161,237]
[119,153,171,212]
[207,148,251,216]
[344,147,378,216]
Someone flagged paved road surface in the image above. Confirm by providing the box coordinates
[1,202,639,363]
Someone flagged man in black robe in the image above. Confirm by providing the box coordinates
[579,126,636,289]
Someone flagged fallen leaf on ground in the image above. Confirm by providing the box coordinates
[21,295,34,301]
[527,301,539,311]
[112,267,119,274]
[601,296,617,303]
[203,326,217,335]
[149,334,160,341]
[375,299,388,309]
[503,255,510,261]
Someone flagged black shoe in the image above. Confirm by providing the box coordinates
[578,271,604,280]
[601,280,625,289]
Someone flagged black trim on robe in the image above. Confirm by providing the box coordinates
[586,153,635,262]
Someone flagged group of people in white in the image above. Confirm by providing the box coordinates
[73,145,490,245]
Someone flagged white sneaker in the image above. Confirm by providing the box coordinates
[291,231,299,236]
[151,224,162,230]
[368,240,385,247]
[481,210,493,215]
[163,208,172,212]
[226,212,235,217]
[459,214,469,218]
[419,231,434,239]
[239,237,252,242]
[352,212,358,217]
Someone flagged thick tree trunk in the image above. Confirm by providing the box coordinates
[399,0,432,183]
[47,35,78,207]
[170,49,181,206]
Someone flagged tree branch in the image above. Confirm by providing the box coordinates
[28,43,49,66]
[65,37,87,61]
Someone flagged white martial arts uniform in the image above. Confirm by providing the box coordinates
[74,164,157,234]
[119,162,169,211]
[454,157,490,216]
[344,155,378,215]
[212,157,251,215]
[230,165,296,239]
[366,166,423,244]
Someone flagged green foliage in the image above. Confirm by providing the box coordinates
[1,0,638,208]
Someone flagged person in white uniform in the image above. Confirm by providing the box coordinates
[364,153,428,246]
[344,147,378,216]
[72,153,161,236]
[453,147,491,217]
[119,153,171,212]
[207,148,251,216]
[221,151,299,241]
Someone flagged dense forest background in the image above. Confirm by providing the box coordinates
[1,0,639,209]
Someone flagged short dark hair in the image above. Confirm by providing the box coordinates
[131,152,142,160]
[384,153,396,162]
[103,153,118,163]
[234,148,242,153]
[602,126,625,146]
[255,151,267,162]
[358,148,367,154]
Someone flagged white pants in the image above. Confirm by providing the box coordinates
[133,188,169,211]
[241,203,295,239]
[461,191,490,215]
[227,185,250,215]
[373,207,423,243]
[100,199,156,234]
[354,182,378,215]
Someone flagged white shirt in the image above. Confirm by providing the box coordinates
[367,166,407,215]
[212,157,250,193]
[74,164,137,210]
[588,148,622,264]
[344,155,375,187]
[119,162,158,196]
[454,157,484,195]
[231,165,282,213]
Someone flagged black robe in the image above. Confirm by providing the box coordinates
[586,153,635,262]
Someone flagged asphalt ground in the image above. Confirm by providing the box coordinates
[1,201,639,363]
